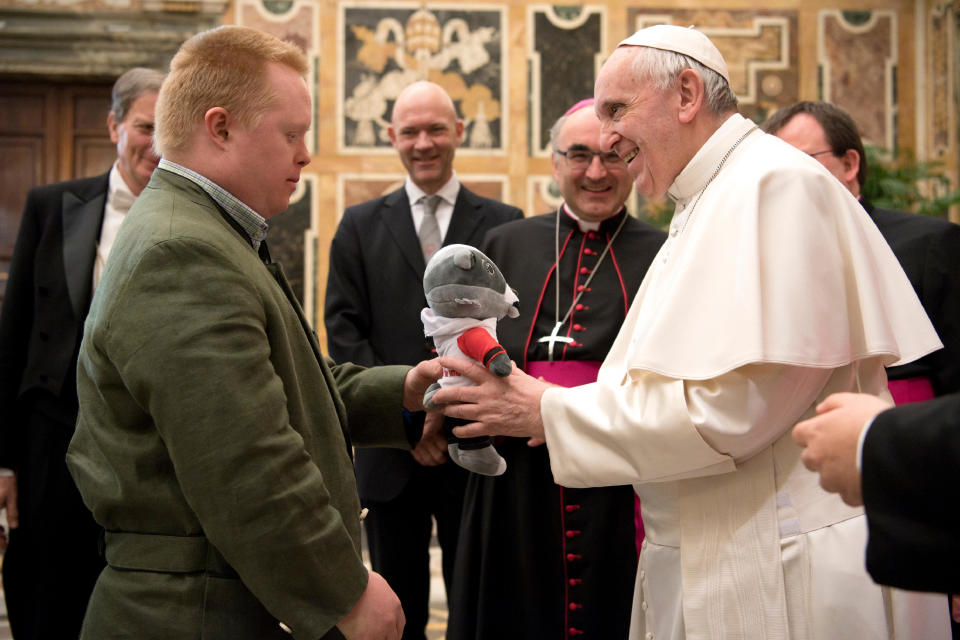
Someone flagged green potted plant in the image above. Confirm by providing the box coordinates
[863,145,960,216]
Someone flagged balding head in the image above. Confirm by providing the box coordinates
[391,81,457,125]
[388,81,464,194]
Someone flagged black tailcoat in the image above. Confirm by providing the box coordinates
[0,173,109,639]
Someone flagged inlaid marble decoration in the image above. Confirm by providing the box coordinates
[338,2,506,154]
[929,3,956,157]
[338,174,509,221]
[629,9,798,125]
[819,10,897,150]
[528,5,605,157]
[526,175,562,218]
[266,175,319,325]
[237,0,320,154]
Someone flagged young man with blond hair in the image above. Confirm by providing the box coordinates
[67,25,438,640]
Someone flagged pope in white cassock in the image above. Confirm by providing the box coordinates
[432,25,953,640]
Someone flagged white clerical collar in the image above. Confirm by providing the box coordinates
[405,172,461,208]
[667,113,755,202]
[108,163,137,213]
[561,203,601,232]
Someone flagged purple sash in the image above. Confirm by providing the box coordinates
[526,360,602,387]
[888,376,935,405]
[526,359,645,553]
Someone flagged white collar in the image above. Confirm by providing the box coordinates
[405,172,461,207]
[108,163,137,213]
[561,203,601,232]
[667,113,756,202]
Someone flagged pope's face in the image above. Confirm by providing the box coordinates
[552,108,633,222]
[224,63,312,218]
[594,48,684,199]
[108,91,160,196]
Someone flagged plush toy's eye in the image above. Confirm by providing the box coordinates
[482,260,495,276]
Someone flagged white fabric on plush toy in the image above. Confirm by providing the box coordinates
[421,313,498,389]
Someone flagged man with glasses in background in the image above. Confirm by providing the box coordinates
[447,99,665,640]
[762,101,960,402]
[0,67,164,640]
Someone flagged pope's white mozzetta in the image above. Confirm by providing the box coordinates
[539,26,949,640]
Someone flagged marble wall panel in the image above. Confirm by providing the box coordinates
[819,10,896,150]
[928,2,956,157]
[629,8,798,124]
[527,5,605,157]
[338,2,506,154]
[526,175,561,218]
[236,0,319,153]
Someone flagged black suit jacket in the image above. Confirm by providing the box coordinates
[0,173,109,467]
[324,185,522,501]
[862,392,960,594]
[862,201,960,395]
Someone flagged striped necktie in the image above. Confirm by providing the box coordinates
[418,194,442,261]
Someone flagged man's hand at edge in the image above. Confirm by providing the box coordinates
[0,474,18,550]
[792,392,891,507]
[336,569,404,640]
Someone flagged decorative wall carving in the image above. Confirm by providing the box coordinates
[819,10,897,150]
[338,2,506,154]
[0,9,217,77]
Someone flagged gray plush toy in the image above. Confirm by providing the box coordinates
[421,244,519,476]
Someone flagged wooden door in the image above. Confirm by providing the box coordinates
[0,81,113,300]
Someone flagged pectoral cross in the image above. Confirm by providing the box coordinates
[537,321,574,362]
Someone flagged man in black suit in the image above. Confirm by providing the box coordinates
[324,80,522,640]
[0,66,164,639]
[763,101,960,399]
[793,391,960,621]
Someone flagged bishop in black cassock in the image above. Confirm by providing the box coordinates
[447,201,665,639]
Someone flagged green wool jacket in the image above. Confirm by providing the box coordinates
[67,169,412,640]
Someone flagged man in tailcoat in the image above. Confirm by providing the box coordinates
[0,66,163,640]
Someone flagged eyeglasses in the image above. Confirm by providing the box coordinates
[555,148,626,170]
[807,149,836,158]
